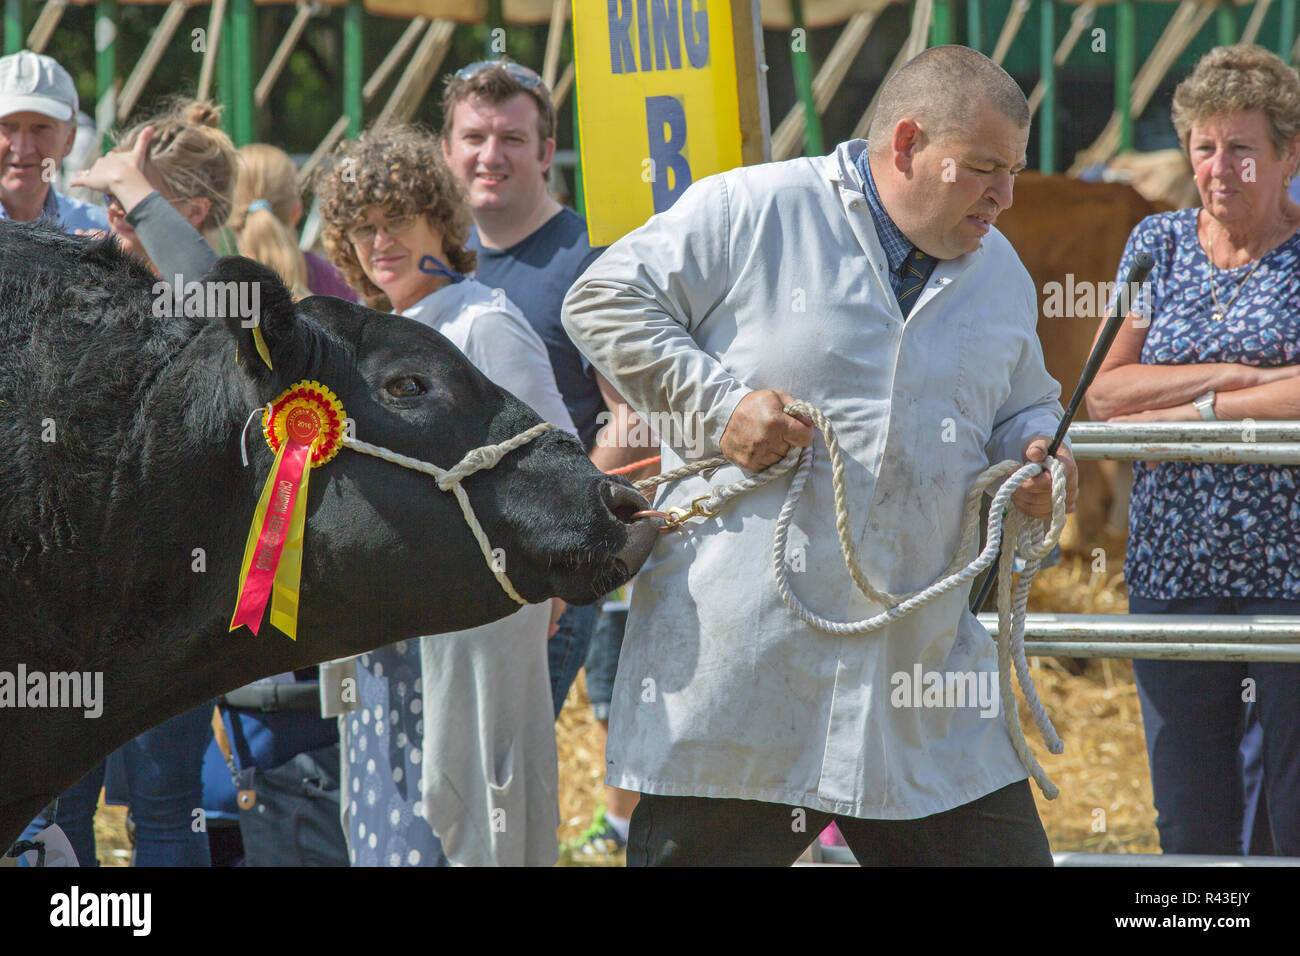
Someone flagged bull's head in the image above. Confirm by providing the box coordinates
[212,255,658,640]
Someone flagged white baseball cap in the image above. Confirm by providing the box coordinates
[0,50,78,122]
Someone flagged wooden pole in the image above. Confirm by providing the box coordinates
[1039,0,1056,173]
[1241,0,1273,43]
[1028,3,1095,116]
[1069,0,1211,174]
[790,0,824,155]
[772,10,878,161]
[365,16,427,100]
[27,0,67,54]
[991,0,1031,65]
[854,0,932,140]
[731,0,771,165]
[119,0,188,121]
[197,0,227,103]
[255,1,316,109]
[552,59,575,110]
[299,16,429,188]
[374,18,455,131]
[543,0,568,90]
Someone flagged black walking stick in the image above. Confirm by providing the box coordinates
[969,252,1155,613]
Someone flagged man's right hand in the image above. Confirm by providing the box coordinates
[720,390,814,472]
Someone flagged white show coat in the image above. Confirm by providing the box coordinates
[404,278,574,865]
[562,140,1064,819]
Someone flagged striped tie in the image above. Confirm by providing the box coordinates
[896,247,937,319]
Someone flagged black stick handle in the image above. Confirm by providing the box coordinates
[970,252,1155,612]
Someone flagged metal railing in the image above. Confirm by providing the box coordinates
[977,419,1300,662]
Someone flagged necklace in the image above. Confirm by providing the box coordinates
[1205,215,1278,322]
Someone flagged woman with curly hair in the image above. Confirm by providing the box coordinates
[1088,44,1300,856]
[314,125,573,866]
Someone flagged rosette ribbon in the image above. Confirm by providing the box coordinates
[229,381,345,639]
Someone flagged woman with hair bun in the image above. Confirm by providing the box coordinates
[20,98,242,867]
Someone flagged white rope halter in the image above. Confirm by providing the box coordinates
[241,409,555,606]
[342,424,556,606]
[637,400,1068,799]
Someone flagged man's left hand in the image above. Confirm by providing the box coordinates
[1012,437,1077,520]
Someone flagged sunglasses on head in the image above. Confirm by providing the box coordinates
[453,60,544,90]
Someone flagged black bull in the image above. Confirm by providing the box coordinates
[0,220,656,849]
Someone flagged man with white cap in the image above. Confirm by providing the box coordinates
[0,50,108,231]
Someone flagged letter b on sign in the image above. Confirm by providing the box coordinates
[645,96,691,213]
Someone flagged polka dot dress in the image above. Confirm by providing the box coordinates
[345,641,448,867]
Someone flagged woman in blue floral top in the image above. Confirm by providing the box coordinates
[1088,44,1300,856]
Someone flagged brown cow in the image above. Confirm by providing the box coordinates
[997,172,1168,552]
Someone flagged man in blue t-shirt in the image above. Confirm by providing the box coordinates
[0,51,108,233]
[441,61,655,728]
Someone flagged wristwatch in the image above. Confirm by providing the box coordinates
[1193,390,1217,421]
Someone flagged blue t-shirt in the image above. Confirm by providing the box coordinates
[1117,209,1300,600]
[467,207,606,450]
[0,187,108,233]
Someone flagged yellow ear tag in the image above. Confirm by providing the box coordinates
[252,325,274,370]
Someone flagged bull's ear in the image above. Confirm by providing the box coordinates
[202,255,296,380]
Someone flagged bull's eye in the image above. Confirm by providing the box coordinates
[384,376,426,399]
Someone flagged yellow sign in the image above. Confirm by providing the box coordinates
[573,0,746,246]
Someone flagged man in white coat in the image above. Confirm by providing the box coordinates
[562,46,1078,865]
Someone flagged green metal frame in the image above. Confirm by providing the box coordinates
[1116,0,1136,153]
[791,0,824,156]
[1039,0,1055,173]
[487,0,503,56]
[4,0,22,56]
[221,0,255,145]
[967,0,982,53]
[1216,0,1237,46]
[931,0,955,44]
[344,0,363,137]
[97,0,116,151]
[1283,0,1297,62]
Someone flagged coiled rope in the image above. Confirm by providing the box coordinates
[635,400,1067,798]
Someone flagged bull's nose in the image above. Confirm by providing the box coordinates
[600,478,658,578]
[599,478,651,524]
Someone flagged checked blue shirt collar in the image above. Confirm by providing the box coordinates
[853,149,938,318]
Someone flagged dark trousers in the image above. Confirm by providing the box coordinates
[1129,594,1300,856]
[626,781,1052,866]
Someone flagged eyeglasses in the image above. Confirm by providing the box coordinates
[347,213,420,245]
[453,60,544,90]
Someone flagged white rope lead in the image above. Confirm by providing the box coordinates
[637,400,1067,798]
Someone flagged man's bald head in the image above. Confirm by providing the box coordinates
[867,45,1029,156]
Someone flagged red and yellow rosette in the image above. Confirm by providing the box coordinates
[230,381,346,640]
